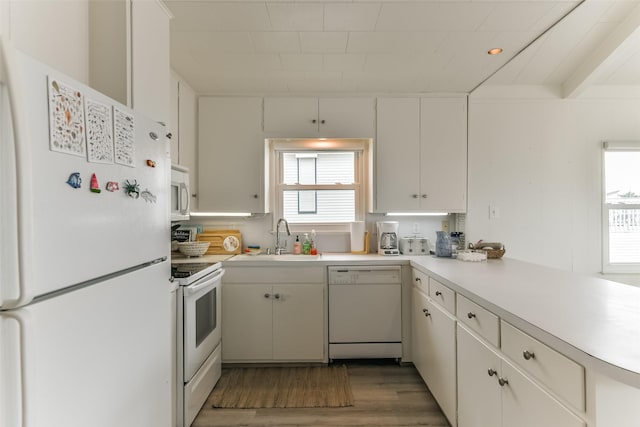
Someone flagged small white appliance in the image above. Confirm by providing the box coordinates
[377,221,400,255]
[400,237,430,255]
[171,164,190,221]
[171,262,224,427]
[0,40,172,426]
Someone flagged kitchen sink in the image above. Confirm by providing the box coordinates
[230,254,322,261]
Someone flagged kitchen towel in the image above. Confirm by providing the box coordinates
[350,221,365,252]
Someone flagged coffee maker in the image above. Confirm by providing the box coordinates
[377,221,400,255]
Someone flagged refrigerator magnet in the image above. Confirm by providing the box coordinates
[141,189,157,203]
[66,172,82,189]
[124,180,140,199]
[105,181,119,192]
[90,173,101,193]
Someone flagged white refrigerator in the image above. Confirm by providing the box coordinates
[0,40,173,426]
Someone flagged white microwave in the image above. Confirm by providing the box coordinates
[171,164,190,221]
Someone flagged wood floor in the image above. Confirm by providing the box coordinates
[192,361,450,427]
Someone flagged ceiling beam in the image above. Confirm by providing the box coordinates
[563,1,640,98]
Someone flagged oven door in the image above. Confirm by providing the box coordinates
[183,268,224,381]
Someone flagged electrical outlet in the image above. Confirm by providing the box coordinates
[412,223,420,234]
[441,221,449,232]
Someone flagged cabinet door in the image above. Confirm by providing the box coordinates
[420,98,467,212]
[198,97,265,213]
[264,97,318,136]
[221,284,273,361]
[375,98,421,212]
[273,284,325,361]
[424,299,457,427]
[177,80,198,208]
[457,325,501,427]
[501,361,585,427]
[318,98,375,138]
[412,288,430,380]
[131,0,171,125]
[169,73,180,162]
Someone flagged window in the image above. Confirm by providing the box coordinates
[602,141,640,273]
[267,139,372,231]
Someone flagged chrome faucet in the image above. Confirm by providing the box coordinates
[275,218,291,255]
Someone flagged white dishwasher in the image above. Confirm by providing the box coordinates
[328,266,402,360]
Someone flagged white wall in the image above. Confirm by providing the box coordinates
[467,86,640,275]
[3,0,89,84]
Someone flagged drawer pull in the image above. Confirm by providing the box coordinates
[467,312,476,319]
[435,291,442,296]
[523,350,536,360]
[423,308,431,317]
[498,377,509,387]
[487,369,497,377]
[274,293,281,299]
[415,277,422,283]
[264,293,271,298]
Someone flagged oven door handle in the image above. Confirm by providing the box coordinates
[184,269,225,296]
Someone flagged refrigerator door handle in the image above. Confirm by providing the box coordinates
[0,38,35,309]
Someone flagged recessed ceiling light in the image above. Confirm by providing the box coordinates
[488,48,503,55]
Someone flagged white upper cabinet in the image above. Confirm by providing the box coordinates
[420,97,467,213]
[130,0,171,125]
[376,98,421,212]
[264,97,375,138]
[376,97,467,213]
[89,0,171,125]
[198,97,265,213]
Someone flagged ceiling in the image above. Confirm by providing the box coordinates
[165,0,640,97]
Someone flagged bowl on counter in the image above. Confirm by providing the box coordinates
[177,241,210,257]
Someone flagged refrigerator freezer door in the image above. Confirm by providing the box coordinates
[0,44,170,308]
[0,261,172,427]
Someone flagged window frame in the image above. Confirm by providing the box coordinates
[266,138,372,233]
[602,141,640,273]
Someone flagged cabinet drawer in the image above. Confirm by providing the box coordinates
[412,269,429,293]
[501,321,585,411]
[224,266,325,283]
[429,277,455,314]
[457,295,499,347]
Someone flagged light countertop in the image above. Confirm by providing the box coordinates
[222,252,640,388]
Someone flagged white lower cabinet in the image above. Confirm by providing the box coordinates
[222,282,325,362]
[457,324,585,427]
[412,283,457,426]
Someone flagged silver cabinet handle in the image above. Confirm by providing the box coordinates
[498,377,509,387]
[467,312,476,319]
[523,350,535,360]
[435,291,442,296]
[487,369,497,377]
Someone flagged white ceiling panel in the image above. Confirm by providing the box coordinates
[266,3,324,31]
[251,32,301,53]
[323,3,382,31]
[167,2,271,32]
[375,3,494,31]
[347,32,447,53]
[166,1,640,95]
[299,32,349,53]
